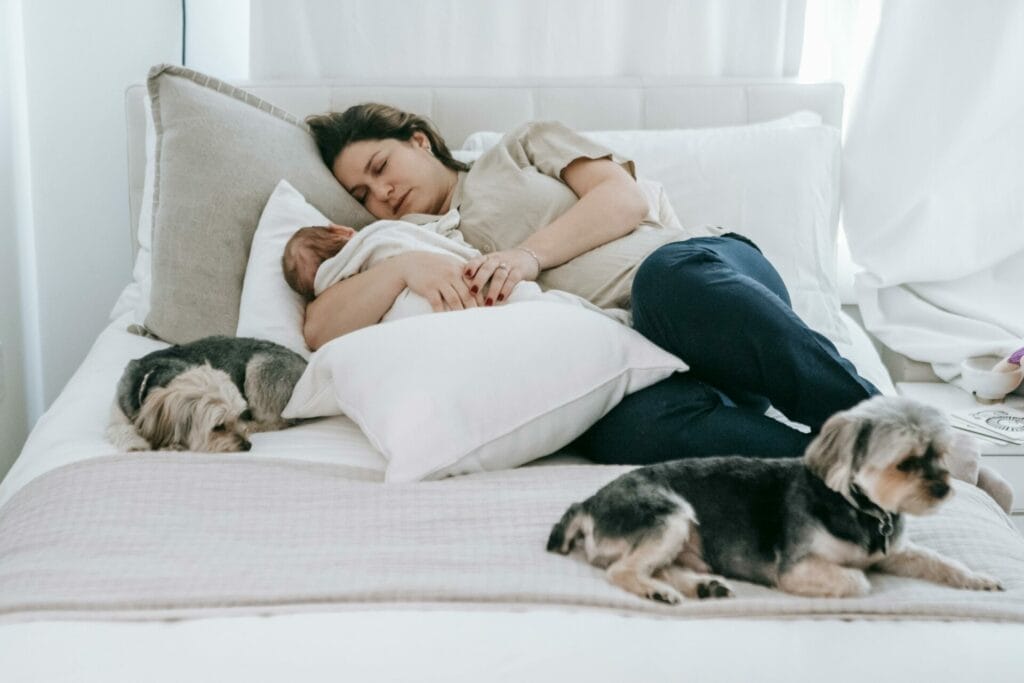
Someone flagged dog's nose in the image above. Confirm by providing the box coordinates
[929,481,950,499]
[239,440,252,452]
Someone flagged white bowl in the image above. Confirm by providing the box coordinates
[961,356,1024,401]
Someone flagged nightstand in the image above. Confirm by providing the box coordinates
[897,382,1024,533]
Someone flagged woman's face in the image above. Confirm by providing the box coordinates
[333,131,456,219]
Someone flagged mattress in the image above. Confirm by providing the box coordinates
[1,295,1021,682]
[0,296,897,507]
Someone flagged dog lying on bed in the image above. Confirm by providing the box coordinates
[548,396,1004,602]
[107,336,306,453]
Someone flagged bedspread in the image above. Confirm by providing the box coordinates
[0,454,1021,623]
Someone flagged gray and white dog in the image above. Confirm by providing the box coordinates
[548,396,1003,602]
[107,336,306,453]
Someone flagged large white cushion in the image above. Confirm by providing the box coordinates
[282,302,687,482]
[462,112,847,343]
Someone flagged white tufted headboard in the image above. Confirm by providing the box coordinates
[124,78,843,253]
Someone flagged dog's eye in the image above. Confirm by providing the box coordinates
[212,423,227,433]
[897,457,920,472]
[240,409,253,422]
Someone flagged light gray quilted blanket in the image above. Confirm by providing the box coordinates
[0,453,1021,623]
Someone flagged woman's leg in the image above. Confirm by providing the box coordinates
[631,235,879,433]
[573,373,813,465]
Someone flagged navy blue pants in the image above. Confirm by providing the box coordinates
[573,234,880,465]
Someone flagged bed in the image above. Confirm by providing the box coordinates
[1,67,1022,682]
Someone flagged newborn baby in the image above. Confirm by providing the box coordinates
[282,224,353,301]
[282,211,628,324]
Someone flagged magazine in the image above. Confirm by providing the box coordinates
[949,406,1024,446]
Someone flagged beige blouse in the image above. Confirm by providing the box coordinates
[451,120,700,310]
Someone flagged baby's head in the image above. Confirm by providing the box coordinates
[282,225,355,300]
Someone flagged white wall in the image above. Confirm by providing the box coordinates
[21,0,181,405]
[185,0,250,80]
[0,0,30,477]
[0,0,180,478]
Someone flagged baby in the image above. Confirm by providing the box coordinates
[282,224,355,301]
[282,213,628,324]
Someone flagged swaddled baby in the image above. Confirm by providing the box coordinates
[282,210,628,324]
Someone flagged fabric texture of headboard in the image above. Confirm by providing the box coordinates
[124,77,843,254]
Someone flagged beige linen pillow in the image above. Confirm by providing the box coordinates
[144,64,374,343]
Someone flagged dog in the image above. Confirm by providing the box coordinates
[107,336,307,453]
[547,396,1003,603]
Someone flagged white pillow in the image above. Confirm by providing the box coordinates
[460,112,848,344]
[458,111,823,151]
[282,301,687,482]
[236,179,323,359]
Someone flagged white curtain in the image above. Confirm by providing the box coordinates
[249,0,806,80]
[842,0,1024,376]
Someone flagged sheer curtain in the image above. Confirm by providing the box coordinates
[249,0,806,80]
[842,0,1024,376]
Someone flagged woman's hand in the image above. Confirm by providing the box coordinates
[463,248,541,306]
[399,252,478,312]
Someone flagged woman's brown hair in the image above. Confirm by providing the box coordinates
[306,103,469,173]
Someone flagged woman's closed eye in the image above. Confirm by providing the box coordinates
[351,160,387,204]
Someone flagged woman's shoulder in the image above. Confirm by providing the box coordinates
[502,120,577,145]
[469,120,586,171]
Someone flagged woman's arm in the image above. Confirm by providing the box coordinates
[464,156,647,302]
[304,252,477,350]
[304,256,407,351]
[527,156,648,269]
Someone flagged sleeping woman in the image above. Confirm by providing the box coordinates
[300,103,881,465]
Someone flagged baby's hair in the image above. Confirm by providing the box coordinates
[282,227,349,301]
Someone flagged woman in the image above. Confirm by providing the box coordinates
[304,104,880,464]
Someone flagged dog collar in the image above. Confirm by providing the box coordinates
[137,369,156,409]
[849,483,895,553]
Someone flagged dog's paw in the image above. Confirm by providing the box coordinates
[780,566,871,598]
[696,578,735,599]
[647,587,684,605]
[959,572,1004,592]
[106,424,152,452]
[833,571,872,598]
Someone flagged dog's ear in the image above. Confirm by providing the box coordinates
[136,386,192,449]
[804,411,874,492]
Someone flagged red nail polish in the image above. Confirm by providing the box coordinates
[485,298,493,306]
[497,294,504,302]
[465,270,472,277]
[471,286,478,294]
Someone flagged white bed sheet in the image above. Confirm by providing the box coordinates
[6,291,1001,683]
[0,289,895,508]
